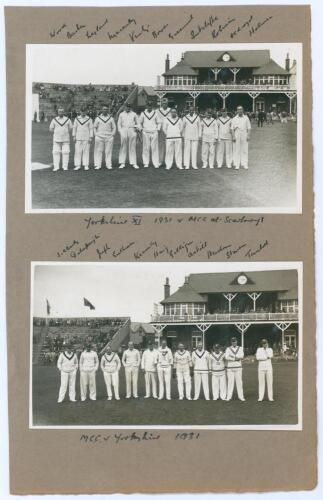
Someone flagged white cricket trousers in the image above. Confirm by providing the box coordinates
[158,130,166,164]
[144,371,157,397]
[184,139,198,168]
[211,371,227,400]
[201,141,215,168]
[125,366,139,397]
[165,139,182,169]
[226,368,244,400]
[193,371,210,400]
[74,140,90,168]
[94,136,114,168]
[119,130,137,165]
[80,370,97,401]
[233,130,249,168]
[177,369,191,399]
[58,370,76,402]
[258,368,273,401]
[53,141,70,170]
[142,131,159,167]
[103,371,120,399]
[157,366,172,399]
[216,139,232,167]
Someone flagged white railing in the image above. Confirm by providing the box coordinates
[155,84,295,92]
[151,312,298,323]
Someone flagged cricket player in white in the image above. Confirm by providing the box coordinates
[225,337,245,401]
[192,342,210,400]
[156,98,171,165]
[200,108,218,169]
[49,107,73,171]
[57,344,78,403]
[256,339,274,401]
[139,102,161,168]
[174,343,192,400]
[117,103,139,169]
[157,339,173,400]
[209,344,227,400]
[100,345,121,400]
[141,342,158,398]
[73,107,93,170]
[183,107,201,169]
[163,109,183,170]
[93,105,116,169]
[79,344,99,401]
[231,106,251,169]
[122,341,141,398]
[216,109,233,168]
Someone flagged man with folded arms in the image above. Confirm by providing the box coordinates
[57,343,78,403]
[157,339,173,400]
[141,341,158,398]
[192,341,210,400]
[122,341,141,398]
[225,337,245,401]
[174,343,192,400]
[79,343,99,401]
[256,338,274,401]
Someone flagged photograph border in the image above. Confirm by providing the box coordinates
[29,260,303,431]
[25,42,303,214]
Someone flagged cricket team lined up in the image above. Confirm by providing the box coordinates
[57,337,274,404]
[49,101,252,172]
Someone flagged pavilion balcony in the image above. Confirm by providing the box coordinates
[155,83,296,93]
[151,311,299,323]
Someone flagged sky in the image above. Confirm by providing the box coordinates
[33,262,298,322]
[28,43,300,86]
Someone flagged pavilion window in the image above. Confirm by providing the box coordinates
[192,333,202,349]
[279,300,298,312]
[183,78,187,85]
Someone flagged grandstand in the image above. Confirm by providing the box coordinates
[32,316,130,365]
[32,82,138,122]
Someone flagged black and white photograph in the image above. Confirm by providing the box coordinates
[26,43,302,213]
[30,262,302,429]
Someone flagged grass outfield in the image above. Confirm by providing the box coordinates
[32,361,298,426]
[31,121,297,209]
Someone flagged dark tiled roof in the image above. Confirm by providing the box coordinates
[183,50,271,68]
[187,270,298,295]
[163,59,199,76]
[161,283,208,304]
[253,59,289,75]
[131,322,156,334]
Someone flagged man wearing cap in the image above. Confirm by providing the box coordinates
[57,343,78,403]
[225,337,245,401]
[100,344,121,400]
[156,98,171,165]
[122,341,141,398]
[73,106,94,171]
[79,344,99,401]
[49,107,73,171]
[163,108,184,170]
[174,343,192,400]
[256,339,274,401]
[183,106,201,169]
[231,105,251,169]
[157,339,173,400]
[93,104,116,170]
[216,108,233,168]
[138,101,161,168]
[117,103,139,169]
[141,342,158,398]
[199,108,218,169]
[209,344,227,400]
[192,341,210,400]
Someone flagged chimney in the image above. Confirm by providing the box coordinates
[165,54,170,73]
[285,53,290,72]
[164,277,170,299]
